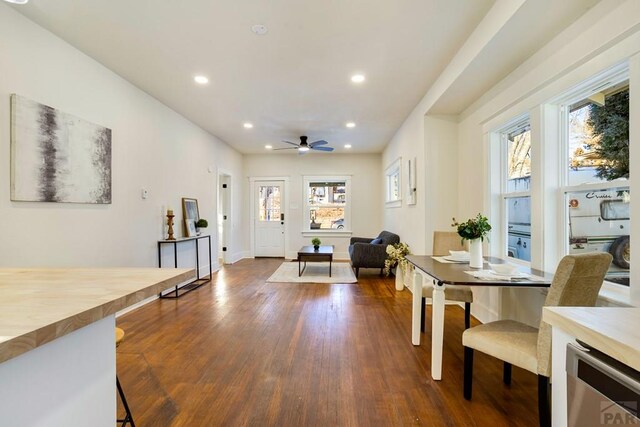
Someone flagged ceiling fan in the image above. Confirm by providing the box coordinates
[275,136,334,153]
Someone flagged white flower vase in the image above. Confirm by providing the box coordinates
[469,238,483,269]
[395,265,405,290]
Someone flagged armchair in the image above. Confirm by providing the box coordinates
[348,231,400,277]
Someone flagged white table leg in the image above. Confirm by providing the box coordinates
[551,327,572,427]
[411,270,423,345]
[431,280,445,380]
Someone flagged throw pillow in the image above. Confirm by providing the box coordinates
[370,238,383,245]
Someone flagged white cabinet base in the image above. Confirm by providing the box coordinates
[0,316,116,427]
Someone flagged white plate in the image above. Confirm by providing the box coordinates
[442,256,470,262]
[489,271,529,278]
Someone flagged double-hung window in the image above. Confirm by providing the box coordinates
[560,81,630,285]
[303,176,351,233]
[500,117,532,262]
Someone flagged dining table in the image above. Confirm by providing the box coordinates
[405,255,554,381]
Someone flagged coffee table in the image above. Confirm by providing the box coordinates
[297,245,334,277]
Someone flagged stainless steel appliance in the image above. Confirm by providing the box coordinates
[567,342,640,426]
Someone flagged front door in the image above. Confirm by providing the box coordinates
[254,181,285,257]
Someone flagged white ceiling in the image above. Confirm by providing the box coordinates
[429,0,602,115]
[13,0,495,153]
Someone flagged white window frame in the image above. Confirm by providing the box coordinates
[493,114,532,264]
[385,157,402,208]
[552,67,630,289]
[302,175,352,236]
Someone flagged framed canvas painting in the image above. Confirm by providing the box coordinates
[10,94,112,204]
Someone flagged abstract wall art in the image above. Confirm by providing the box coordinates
[10,94,112,204]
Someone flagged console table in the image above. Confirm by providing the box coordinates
[158,234,212,298]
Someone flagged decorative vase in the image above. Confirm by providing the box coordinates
[469,238,483,269]
[313,245,319,251]
[395,265,405,290]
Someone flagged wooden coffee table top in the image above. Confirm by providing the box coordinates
[298,245,334,256]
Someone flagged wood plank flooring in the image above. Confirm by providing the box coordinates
[116,259,540,426]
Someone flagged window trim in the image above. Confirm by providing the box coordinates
[302,175,352,235]
[494,114,532,264]
[555,67,630,289]
[385,157,402,208]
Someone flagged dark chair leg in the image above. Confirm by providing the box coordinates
[503,362,512,385]
[380,268,384,276]
[117,376,136,427]
[464,302,471,329]
[537,375,551,427]
[420,297,426,332]
[355,268,359,278]
[463,346,473,400]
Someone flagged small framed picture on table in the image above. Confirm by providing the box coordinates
[182,197,199,235]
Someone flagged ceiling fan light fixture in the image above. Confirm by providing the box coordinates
[3,0,29,4]
[351,74,365,83]
[298,146,310,152]
[243,122,254,129]
[265,145,272,150]
[346,122,356,128]
[344,144,352,149]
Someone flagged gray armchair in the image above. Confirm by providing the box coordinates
[348,230,400,277]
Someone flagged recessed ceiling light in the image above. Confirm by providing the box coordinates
[194,75,209,85]
[351,74,365,83]
[243,122,254,129]
[265,145,272,150]
[344,144,352,149]
[251,24,268,35]
[3,0,29,4]
[346,122,356,128]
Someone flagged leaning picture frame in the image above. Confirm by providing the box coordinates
[185,219,197,237]
[182,198,199,235]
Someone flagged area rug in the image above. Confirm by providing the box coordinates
[266,261,357,284]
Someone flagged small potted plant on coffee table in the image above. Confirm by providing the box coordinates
[311,238,321,251]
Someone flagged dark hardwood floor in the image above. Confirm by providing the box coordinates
[116,258,539,426]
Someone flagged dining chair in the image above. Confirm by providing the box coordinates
[421,231,473,331]
[462,252,612,427]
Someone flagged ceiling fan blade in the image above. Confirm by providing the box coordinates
[310,140,328,147]
[311,146,334,152]
[273,147,298,150]
[281,140,300,147]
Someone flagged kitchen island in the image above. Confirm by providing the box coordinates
[543,307,640,427]
[0,267,194,427]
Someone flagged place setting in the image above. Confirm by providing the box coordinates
[465,262,546,282]
[432,250,470,263]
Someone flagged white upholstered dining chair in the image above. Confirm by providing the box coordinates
[462,252,612,427]
[420,231,474,331]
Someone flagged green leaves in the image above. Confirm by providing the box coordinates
[451,214,491,241]
[588,89,629,180]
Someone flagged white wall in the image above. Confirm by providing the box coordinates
[0,4,245,273]
[382,110,426,254]
[243,153,382,260]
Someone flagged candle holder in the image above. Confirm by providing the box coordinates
[166,211,176,240]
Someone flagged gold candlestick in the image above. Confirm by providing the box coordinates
[166,213,176,240]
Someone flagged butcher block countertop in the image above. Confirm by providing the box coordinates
[0,268,194,364]
[543,307,640,371]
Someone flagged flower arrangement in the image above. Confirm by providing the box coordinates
[384,242,411,276]
[451,213,492,242]
[311,237,321,249]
